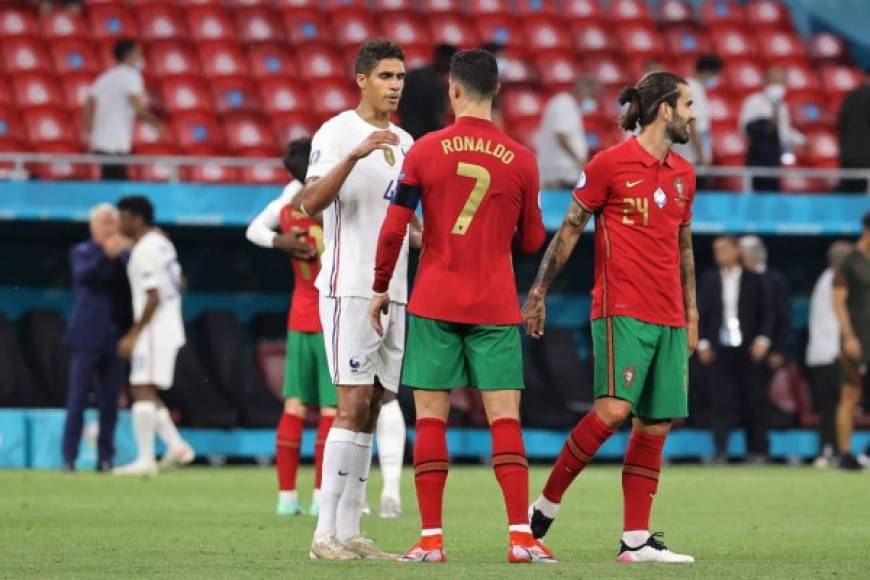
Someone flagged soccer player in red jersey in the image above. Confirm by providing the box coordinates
[523,72,699,563]
[369,49,555,564]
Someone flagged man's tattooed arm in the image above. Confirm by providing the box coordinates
[679,222,699,355]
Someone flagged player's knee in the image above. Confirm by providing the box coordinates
[593,398,631,428]
[284,398,305,416]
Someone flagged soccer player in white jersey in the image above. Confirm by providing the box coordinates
[301,39,414,560]
[113,196,194,477]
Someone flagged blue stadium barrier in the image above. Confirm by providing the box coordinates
[2,409,869,469]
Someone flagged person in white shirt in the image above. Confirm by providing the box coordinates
[739,66,806,192]
[301,39,415,561]
[536,78,591,189]
[113,196,194,477]
[806,241,853,467]
[673,55,722,170]
[83,39,159,181]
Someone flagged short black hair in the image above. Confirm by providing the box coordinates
[113,38,138,63]
[117,196,154,226]
[450,49,499,99]
[354,38,404,76]
[283,137,312,182]
[696,54,723,74]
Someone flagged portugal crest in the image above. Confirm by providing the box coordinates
[383,148,396,166]
[622,365,637,388]
[673,177,687,205]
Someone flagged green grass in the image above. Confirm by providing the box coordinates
[1,465,869,579]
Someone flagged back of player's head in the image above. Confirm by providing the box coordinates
[282,137,312,183]
[449,49,499,100]
[113,38,138,63]
[354,39,404,76]
[618,71,688,132]
[117,195,154,226]
[695,54,723,75]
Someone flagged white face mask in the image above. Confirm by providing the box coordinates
[496,57,507,75]
[134,59,145,72]
[703,75,719,90]
[765,83,786,102]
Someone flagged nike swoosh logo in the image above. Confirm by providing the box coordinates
[358,477,368,483]
[626,180,644,188]
[338,471,349,476]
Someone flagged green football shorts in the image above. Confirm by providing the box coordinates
[591,316,689,420]
[283,331,336,407]
[402,314,524,390]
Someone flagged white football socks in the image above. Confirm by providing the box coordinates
[535,495,561,519]
[313,428,355,540]
[622,530,651,548]
[131,401,157,464]
[376,399,405,501]
[336,432,373,543]
[154,406,185,450]
[278,490,298,503]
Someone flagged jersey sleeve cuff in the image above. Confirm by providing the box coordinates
[571,192,595,214]
[372,279,390,294]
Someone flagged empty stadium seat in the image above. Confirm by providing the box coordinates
[276,0,322,11]
[402,45,432,70]
[583,55,629,87]
[1,38,52,74]
[499,52,535,85]
[563,0,604,22]
[572,20,617,55]
[0,77,11,107]
[711,26,758,59]
[235,7,284,45]
[515,0,559,17]
[60,73,95,110]
[51,39,101,75]
[467,0,511,16]
[24,108,76,148]
[381,13,430,49]
[664,26,712,58]
[30,143,98,180]
[699,0,746,27]
[707,89,740,129]
[161,77,212,113]
[172,111,224,153]
[787,94,834,132]
[428,15,479,49]
[13,73,64,109]
[137,4,187,42]
[656,0,694,25]
[147,42,201,78]
[758,30,806,63]
[712,126,747,165]
[294,45,347,81]
[504,116,539,149]
[239,162,287,184]
[0,105,25,148]
[283,9,332,45]
[419,0,463,15]
[331,10,380,49]
[224,113,276,154]
[248,44,298,79]
[324,0,369,11]
[186,5,235,42]
[609,0,652,23]
[212,78,261,114]
[808,33,848,64]
[820,65,863,97]
[199,42,248,80]
[475,15,523,51]
[617,23,665,58]
[88,4,139,40]
[372,0,417,12]
[802,130,839,168]
[725,59,766,95]
[535,52,580,90]
[583,117,624,153]
[309,80,356,120]
[524,17,572,53]
[41,9,88,40]
[501,87,545,123]
[783,62,821,97]
[0,7,39,38]
[132,120,177,152]
[259,78,308,116]
[271,112,317,146]
[746,0,791,30]
[189,162,240,183]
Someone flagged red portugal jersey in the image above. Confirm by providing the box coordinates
[574,137,696,328]
[279,205,323,333]
[374,116,546,325]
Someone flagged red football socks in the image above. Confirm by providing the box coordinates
[622,430,666,531]
[414,417,449,531]
[276,413,303,492]
[542,411,615,504]
[313,413,334,490]
[490,418,529,526]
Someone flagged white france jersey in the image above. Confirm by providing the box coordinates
[309,110,414,303]
[128,230,186,350]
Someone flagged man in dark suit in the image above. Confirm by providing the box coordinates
[697,236,775,462]
[62,203,132,471]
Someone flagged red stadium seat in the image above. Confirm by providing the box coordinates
[429,15,480,49]
[88,5,139,40]
[802,130,839,167]
[161,77,212,113]
[699,0,745,27]
[295,46,347,81]
[188,162,240,184]
[746,0,790,30]
[467,0,511,16]
[664,27,712,58]
[402,45,431,70]
[524,17,572,53]
[711,27,758,59]
[283,10,332,45]
[275,0,322,11]
[475,15,524,51]
[583,55,630,87]
[211,78,261,114]
[820,65,863,97]
[381,13,431,49]
[187,6,235,42]
[725,59,765,95]
[515,0,559,17]
[808,33,847,64]
[331,10,381,49]
[782,62,821,97]
[146,42,200,78]
[563,0,604,22]
[235,7,284,45]
[224,114,277,154]
[656,0,694,25]
[137,4,187,41]
[1,38,51,74]
[271,112,317,146]
[239,161,287,184]
[172,111,224,153]
[30,144,98,181]
[499,51,536,84]
[50,39,101,75]
[0,7,39,38]
[248,45,299,79]
[23,108,76,147]
[787,94,834,132]
[504,117,539,149]
[0,76,11,107]
[128,158,185,183]
[309,80,356,121]
[617,23,665,58]
[0,105,25,147]
[757,31,806,63]
[501,87,545,123]
[572,20,617,55]
[372,0,417,13]
[324,0,369,11]
[60,73,95,110]
[707,89,740,129]
[609,0,652,23]
[13,73,64,109]
[583,117,624,154]
[419,0,463,15]
[41,9,88,40]
[199,43,248,80]
[535,52,581,90]
[132,120,178,152]
[711,126,746,165]
[259,78,309,116]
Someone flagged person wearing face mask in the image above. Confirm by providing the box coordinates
[82,38,160,181]
[673,54,721,178]
[738,67,806,192]
[536,76,597,189]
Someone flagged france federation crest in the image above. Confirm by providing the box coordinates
[383,148,396,166]
[653,187,667,209]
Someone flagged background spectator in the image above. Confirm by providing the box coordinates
[82,39,159,181]
[698,236,775,463]
[806,240,853,467]
[739,236,791,370]
[62,204,132,472]
[397,43,456,140]
[673,54,722,170]
[837,67,870,193]
[536,77,591,189]
[739,67,806,192]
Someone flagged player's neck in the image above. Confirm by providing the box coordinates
[454,100,492,122]
[132,226,151,243]
[636,127,673,163]
[355,103,391,129]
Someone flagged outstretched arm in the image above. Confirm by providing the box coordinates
[679,223,698,355]
[522,199,593,338]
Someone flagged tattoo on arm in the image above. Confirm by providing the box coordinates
[679,224,697,315]
[532,200,592,292]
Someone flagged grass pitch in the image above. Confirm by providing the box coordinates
[2,465,868,579]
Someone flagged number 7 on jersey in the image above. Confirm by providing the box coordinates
[451,162,491,235]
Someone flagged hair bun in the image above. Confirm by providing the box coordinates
[617,86,641,105]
